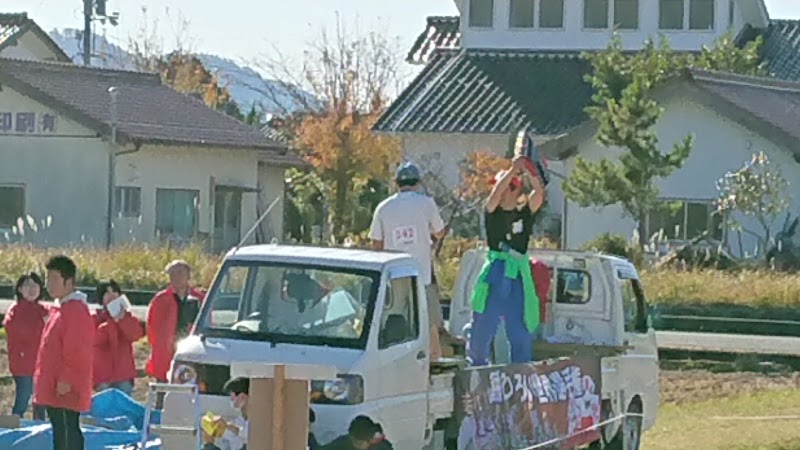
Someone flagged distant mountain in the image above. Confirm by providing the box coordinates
[48,29,315,115]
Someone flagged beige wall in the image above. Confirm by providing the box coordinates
[257,162,286,243]
[1,84,285,250]
[564,91,800,256]
[0,31,64,62]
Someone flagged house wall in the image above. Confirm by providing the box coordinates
[113,145,261,248]
[458,0,741,52]
[0,85,279,249]
[0,31,63,62]
[563,92,800,256]
[0,86,110,246]
[257,162,286,243]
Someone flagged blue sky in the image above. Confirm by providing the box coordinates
[5,0,799,63]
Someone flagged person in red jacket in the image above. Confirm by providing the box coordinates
[34,255,94,450]
[146,259,205,382]
[93,279,144,396]
[4,272,48,420]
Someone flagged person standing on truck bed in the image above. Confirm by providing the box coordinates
[369,162,448,360]
[146,259,206,383]
[468,155,546,366]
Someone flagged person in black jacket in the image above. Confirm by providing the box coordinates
[321,416,394,450]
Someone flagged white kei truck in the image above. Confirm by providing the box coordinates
[159,244,659,450]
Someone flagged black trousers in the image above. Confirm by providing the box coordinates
[46,407,84,450]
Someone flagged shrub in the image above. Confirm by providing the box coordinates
[581,232,644,266]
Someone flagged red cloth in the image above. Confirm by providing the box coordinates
[34,294,95,412]
[145,286,205,381]
[93,309,144,387]
[530,259,551,323]
[3,301,48,376]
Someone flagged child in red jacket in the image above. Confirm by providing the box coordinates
[34,255,94,450]
[93,280,144,397]
[4,273,48,420]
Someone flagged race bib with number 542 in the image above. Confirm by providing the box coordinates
[393,225,418,246]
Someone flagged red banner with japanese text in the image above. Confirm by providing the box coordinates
[454,357,602,450]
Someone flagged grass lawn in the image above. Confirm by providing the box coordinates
[643,389,800,450]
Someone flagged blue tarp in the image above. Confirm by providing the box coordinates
[0,389,164,450]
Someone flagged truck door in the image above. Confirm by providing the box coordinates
[375,269,430,449]
[617,272,660,431]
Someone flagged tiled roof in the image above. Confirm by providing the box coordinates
[0,58,288,151]
[0,13,71,62]
[374,49,593,135]
[758,19,800,82]
[407,16,461,65]
[689,69,800,143]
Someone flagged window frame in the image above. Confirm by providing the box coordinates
[618,274,649,334]
[114,186,142,218]
[659,0,716,31]
[509,0,535,29]
[155,187,200,240]
[645,199,725,242]
[378,275,421,350]
[469,0,495,28]
[613,0,639,30]
[538,0,565,29]
[553,268,593,305]
[0,184,25,229]
[583,0,611,30]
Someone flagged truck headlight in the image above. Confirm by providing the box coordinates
[310,375,363,405]
[172,363,198,385]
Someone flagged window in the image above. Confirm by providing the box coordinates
[510,0,534,28]
[0,185,24,228]
[619,277,648,333]
[469,0,494,27]
[539,0,564,28]
[690,0,715,30]
[155,188,199,240]
[584,0,609,29]
[379,276,420,349]
[659,0,684,29]
[554,269,591,305]
[614,0,639,29]
[114,186,141,218]
[728,0,735,27]
[646,200,724,241]
[199,262,378,349]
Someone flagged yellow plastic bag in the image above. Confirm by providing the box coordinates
[201,412,223,438]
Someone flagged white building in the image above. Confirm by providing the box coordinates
[376,0,800,254]
[0,13,298,252]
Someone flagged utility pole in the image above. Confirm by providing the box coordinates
[82,0,92,65]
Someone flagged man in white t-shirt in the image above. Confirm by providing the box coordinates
[369,162,447,359]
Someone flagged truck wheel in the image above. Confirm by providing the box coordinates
[592,401,643,450]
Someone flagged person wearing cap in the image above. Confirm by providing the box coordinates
[467,155,546,366]
[369,162,447,360]
[145,260,206,382]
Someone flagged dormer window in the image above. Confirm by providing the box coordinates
[509,0,564,29]
[584,0,610,29]
[470,0,495,27]
[510,0,535,28]
[584,0,639,30]
[660,0,715,30]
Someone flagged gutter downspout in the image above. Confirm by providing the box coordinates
[106,87,118,250]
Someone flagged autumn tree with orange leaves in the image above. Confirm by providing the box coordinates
[256,17,405,242]
[127,7,241,119]
[458,151,511,202]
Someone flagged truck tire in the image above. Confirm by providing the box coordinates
[589,400,643,450]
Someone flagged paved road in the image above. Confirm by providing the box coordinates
[2,299,799,356]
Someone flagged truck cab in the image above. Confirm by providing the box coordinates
[162,244,658,450]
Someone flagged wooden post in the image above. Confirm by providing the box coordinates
[231,362,337,450]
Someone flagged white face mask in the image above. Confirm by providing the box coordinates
[230,398,238,410]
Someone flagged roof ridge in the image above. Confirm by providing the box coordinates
[0,56,162,83]
[690,68,800,94]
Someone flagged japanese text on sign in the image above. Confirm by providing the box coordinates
[0,112,58,134]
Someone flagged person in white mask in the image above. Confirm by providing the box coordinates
[202,377,249,450]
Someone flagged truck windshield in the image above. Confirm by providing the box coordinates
[196,261,380,349]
